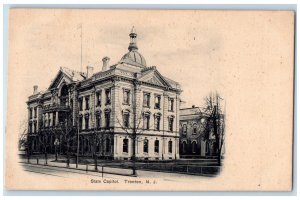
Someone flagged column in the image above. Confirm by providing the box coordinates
[55,111,59,126]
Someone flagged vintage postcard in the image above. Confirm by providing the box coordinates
[5,9,294,191]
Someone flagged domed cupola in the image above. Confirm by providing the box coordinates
[120,26,147,68]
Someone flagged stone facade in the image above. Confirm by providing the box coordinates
[26,27,181,160]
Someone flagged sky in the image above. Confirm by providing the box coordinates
[8,9,293,134]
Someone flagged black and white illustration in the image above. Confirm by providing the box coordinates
[19,23,226,179]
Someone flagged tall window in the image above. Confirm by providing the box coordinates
[48,113,51,127]
[143,139,149,153]
[143,92,150,107]
[85,115,89,130]
[193,124,197,135]
[168,141,173,153]
[105,88,111,105]
[29,122,32,133]
[78,98,83,111]
[33,121,37,133]
[53,112,56,126]
[143,114,150,130]
[79,116,83,130]
[123,89,130,105]
[154,115,161,131]
[123,113,130,128]
[96,91,101,107]
[168,117,174,132]
[154,95,161,109]
[182,141,187,153]
[123,138,129,153]
[29,108,33,119]
[106,138,110,152]
[105,111,110,128]
[168,98,174,111]
[192,141,197,153]
[85,96,90,110]
[34,107,37,118]
[182,124,187,135]
[154,140,159,153]
[96,113,101,129]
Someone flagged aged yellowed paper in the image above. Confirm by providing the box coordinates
[5,9,294,191]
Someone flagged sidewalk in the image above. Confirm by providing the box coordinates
[20,157,134,177]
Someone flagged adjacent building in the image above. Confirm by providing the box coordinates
[26,27,181,160]
[179,106,222,158]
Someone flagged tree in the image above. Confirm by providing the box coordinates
[203,92,225,166]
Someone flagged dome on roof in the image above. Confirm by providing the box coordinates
[120,26,147,68]
[121,50,147,67]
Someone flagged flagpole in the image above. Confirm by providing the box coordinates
[80,24,83,73]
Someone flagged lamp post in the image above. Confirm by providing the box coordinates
[54,138,60,161]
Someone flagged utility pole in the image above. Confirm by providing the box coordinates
[132,77,138,176]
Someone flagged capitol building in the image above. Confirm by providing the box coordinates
[26,27,181,160]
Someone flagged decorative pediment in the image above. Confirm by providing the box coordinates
[48,70,73,90]
[138,70,171,88]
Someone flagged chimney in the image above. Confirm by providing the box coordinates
[86,66,94,78]
[102,57,110,71]
[33,85,38,94]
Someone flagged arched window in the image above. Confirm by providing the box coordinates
[105,138,110,153]
[123,138,129,153]
[182,141,187,153]
[154,140,159,153]
[168,141,173,153]
[143,139,149,153]
[192,141,197,153]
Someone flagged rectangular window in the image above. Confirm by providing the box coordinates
[168,141,173,153]
[123,89,130,105]
[29,108,33,119]
[96,91,101,107]
[96,114,101,129]
[168,98,174,111]
[143,139,149,153]
[154,95,161,109]
[33,122,36,133]
[123,139,129,153]
[183,124,187,135]
[154,116,160,131]
[105,112,110,128]
[79,117,83,131]
[34,107,37,118]
[169,117,174,132]
[85,96,90,110]
[123,113,130,128]
[105,88,111,105]
[143,115,150,130]
[29,122,32,133]
[53,112,56,126]
[154,140,159,153]
[79,98,83,111]
[143,92,150,107]
[85,116,89,130]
